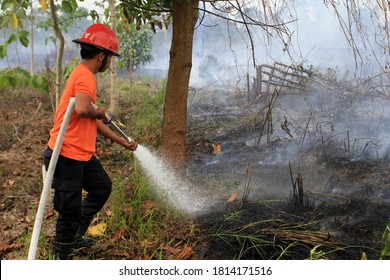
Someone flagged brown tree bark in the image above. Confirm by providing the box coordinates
[161,0,199,167]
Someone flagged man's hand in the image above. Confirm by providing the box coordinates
[120,138,138,151]
[95,106,107,120]
[97,121,138,151]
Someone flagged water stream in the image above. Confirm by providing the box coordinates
[133,145,210,216]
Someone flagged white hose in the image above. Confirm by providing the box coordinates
[27,97,75,260]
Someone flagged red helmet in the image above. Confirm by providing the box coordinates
[72,24,120,57]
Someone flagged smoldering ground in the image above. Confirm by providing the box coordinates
[182,69,390,259]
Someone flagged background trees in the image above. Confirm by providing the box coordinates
[1,0,390,166]
[118,25,153,82]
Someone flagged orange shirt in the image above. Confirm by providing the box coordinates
[48,64,97,161]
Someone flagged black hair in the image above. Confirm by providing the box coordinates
[80,44,104,59]
[79,43,112,72]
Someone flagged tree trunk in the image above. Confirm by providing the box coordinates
[109,0,118,114]
[50,0,64,109]
[161,0,199,167]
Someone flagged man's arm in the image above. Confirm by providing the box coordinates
[75,92,138,151]
[75,92,108,122]
[97,120,138,151]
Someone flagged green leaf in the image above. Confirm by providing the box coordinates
[89,10,99,21]
[19,35,29,47]
[6,33,16,44]
[69,0,78,11]
[0,75,10,89]
[12,69,30,87]
[45,36,56,46]
[19,30,29,37]
[29,75,41,89]
[7,76,17,87]
[0,45,6,59]
[61,1,73,13]
[0,15,9,28]
[1,0,17,11]
[31,75,48,92]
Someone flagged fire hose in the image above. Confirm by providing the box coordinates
[27,98,132,260]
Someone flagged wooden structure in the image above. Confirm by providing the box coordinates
[248,62,310,101]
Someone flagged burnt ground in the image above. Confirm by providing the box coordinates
[1,78,390,260]
[184,80,390,260]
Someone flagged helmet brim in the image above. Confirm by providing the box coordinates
[72,39,120,57]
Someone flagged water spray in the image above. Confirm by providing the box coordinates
[96,106,209,215]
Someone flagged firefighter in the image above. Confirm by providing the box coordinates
[43,24,138,259]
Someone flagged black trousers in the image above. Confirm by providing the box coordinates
[43,148,112,243]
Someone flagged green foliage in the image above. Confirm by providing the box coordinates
[0,0,89,58]
[119,0,172,32]
[0,0,29,58]
[119,78,166,147]
[380,218,390,260]
[0,68,48,92]
[35,3,89,34]
[61,0,78,14]
[118,25,154,72]
[63,58,81,81]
